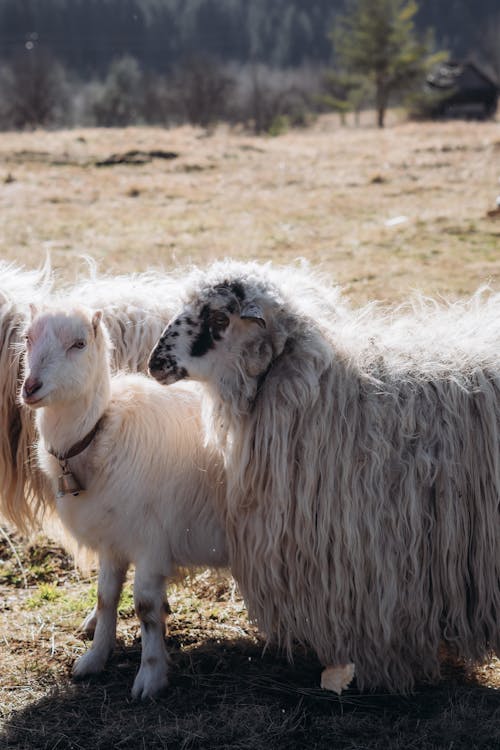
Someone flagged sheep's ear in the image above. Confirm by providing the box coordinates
[29,303,38,320]
[240,302,266,329]
[92,310,103,334]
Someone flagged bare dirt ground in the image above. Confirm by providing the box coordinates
[1,116,500,749]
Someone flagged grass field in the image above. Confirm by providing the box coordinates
[1,116,500,749]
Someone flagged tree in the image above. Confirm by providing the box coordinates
[172,56,233,128]
[321,69,373,125]
[333,0,445,127]
[0,50,71,129]
[91,56,145,126]
[229,64,317,135]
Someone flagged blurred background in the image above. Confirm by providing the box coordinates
[0,0,498,131]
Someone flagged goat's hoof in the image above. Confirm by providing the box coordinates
[131,662,169,700]
[72,648,108,679]
[79,606,98,636]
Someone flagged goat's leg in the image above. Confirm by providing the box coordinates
[81,584,168,637]
[131,564,169,699]
[80,604,98,636]
[73,555,127,678]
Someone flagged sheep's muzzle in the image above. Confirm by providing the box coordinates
[148,349,187,385]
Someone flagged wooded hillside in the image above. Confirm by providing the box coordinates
[0,0,497,75]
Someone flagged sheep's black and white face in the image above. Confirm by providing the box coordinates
[149,282,273,408]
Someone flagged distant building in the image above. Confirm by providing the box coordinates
[426,61,498,119]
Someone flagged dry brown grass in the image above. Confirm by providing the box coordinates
[1,529,499,750]
[1,117,499,302]
[1,116,500,749]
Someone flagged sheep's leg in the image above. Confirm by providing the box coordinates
[131,565,169,699]
[73,556,127,679]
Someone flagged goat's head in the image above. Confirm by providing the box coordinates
[148,278,280,410]
[21,306,105,409]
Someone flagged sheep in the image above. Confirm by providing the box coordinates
[0,260,53,530]
[148,259,500,692]
[1,262,184,533]
[21,304,227,698]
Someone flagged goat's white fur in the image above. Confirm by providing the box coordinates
[1,261,184,532]
[149,259,500,692]
[22,306,226,698]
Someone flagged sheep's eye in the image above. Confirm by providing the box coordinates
[210,311,229,330]
[71,340,86,350]
[24,334,32,347]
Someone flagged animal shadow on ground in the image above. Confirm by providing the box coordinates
[2,636,500,750]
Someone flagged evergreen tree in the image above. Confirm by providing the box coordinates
[333,0,444,127]
[321,69,372,125]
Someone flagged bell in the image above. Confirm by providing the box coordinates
[57,467,83,498]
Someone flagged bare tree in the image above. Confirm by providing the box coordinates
[230,64,318,134]
[172,56,233,127]
[90,56,145,127]
[0,49,70,129]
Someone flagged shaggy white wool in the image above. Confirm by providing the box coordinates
[0,261,53,530]
[149,259,500,692]
[321,664,355,694]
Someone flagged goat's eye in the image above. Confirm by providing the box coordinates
[71,340,86,350]
[24,334,32,347]
[211,311,229,330]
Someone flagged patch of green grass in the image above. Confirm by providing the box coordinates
[268,115,290,136]
[0,566,25,587]
[26,580,136,619]
[0,530,77,588]
[118,583,135,617]
[25,583,62,609]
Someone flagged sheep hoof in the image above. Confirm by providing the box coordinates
[72,648,108,678]
[320,663,355,694]
[131,662,169,700]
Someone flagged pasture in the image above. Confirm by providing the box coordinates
[1,117,500,749]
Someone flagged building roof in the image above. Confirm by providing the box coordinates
[427,61,498,92]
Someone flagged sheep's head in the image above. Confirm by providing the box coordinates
[21,306,105,409]
[149,279,280,411]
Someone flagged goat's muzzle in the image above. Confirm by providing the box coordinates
[22,376,43,405]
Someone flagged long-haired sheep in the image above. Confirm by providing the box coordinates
[149,259,500,692]
[21,305,226,698]
[1,262,184,533]
[0,261,53,530]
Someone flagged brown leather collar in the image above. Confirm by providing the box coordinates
[47,416,104,462]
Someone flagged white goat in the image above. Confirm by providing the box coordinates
[1,262,184,533]
[149,259,500,692]
[22,305,227,698]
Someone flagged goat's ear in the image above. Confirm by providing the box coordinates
[29,303,38,321]
[92,310,103,335]
[240,301,266,329]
